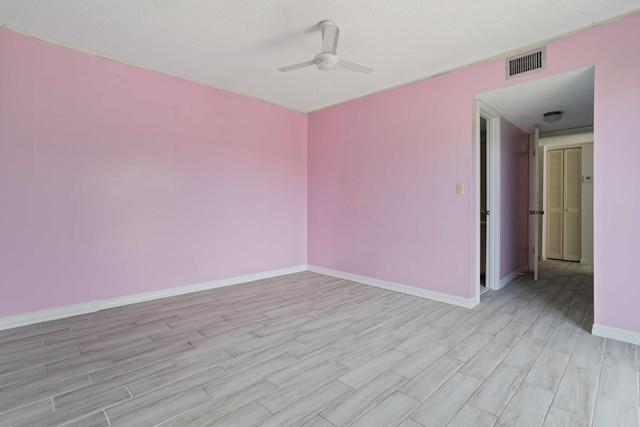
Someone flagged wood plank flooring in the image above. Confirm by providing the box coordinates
[0,260,637,426]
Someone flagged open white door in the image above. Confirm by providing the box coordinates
[529,128,541,280]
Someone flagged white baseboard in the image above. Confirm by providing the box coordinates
[0,265,307,331]
[592,324,640,345]
[0,302,100,332]
[308,265,479,309]
[1,263,482,331]
[497,265,529,290]
[580,258,594,265]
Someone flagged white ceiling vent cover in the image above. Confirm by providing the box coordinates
[506,48,546,79]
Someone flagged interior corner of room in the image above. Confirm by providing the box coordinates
[0,7,638,348]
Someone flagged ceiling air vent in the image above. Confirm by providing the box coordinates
[506,47,546,79]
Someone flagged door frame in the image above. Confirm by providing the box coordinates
[477,102,501,291]
[539,129,594,263]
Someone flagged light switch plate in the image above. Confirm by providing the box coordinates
[456,182,464,195]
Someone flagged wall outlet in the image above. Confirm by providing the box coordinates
[456,182,464,195]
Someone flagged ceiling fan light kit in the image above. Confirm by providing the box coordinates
[279,20,373,74]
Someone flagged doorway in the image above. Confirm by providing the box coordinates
[475,66,594,293]
[480,117,487,290]
[539,131,594,265]
[477,103,501,294]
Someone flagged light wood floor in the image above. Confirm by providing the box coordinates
[0,260,638,426]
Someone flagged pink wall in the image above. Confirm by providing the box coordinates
[2,13,639,335]
[500,118,529,279]
[308,81,477,297]
[308,13,640,333]
[0,29,307,317]
[591,16,640,333]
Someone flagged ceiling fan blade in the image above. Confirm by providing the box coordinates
[278,60,315,72]
[321,23,340,54]
[338,59,373,74]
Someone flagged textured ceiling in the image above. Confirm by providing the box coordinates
[0,1,638,113]
[477,67,595,134]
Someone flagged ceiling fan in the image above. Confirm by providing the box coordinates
[278,20,373,74]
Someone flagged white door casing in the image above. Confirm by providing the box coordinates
[477,102,501,291]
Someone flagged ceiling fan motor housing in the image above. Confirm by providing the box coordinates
[314,52,338,71]
[278,21,371,74]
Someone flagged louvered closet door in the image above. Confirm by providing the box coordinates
[563,148,581,261]
[546,150,564,260]
[546,148,582,261]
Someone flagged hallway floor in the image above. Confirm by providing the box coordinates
[0,260,637,426]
